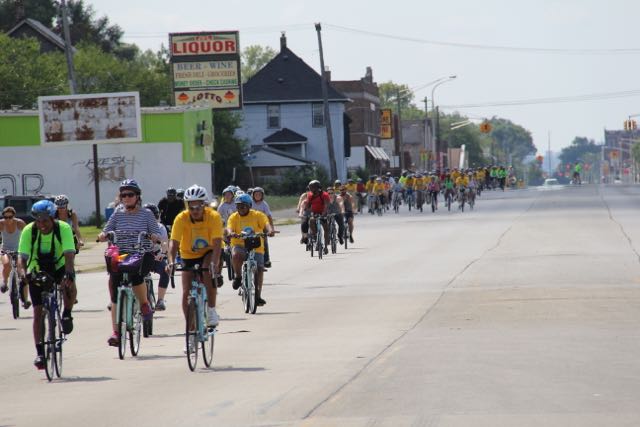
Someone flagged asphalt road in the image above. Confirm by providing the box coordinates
[1,184,640,427]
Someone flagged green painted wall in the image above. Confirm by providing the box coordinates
[0,108,213,163]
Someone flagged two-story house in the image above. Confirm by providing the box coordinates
[235,33,349,184]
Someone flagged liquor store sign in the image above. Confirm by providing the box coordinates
[169,31,242,110]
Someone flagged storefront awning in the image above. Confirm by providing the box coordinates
[365,145,390,161]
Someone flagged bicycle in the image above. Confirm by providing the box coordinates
[445,189,454,212]
[458,189,467,212]
[327,214,338,254]
[232,231,269,314]
[177,264,216,371]
[429,191,438,213]
[405,190,414,212]
[105,231,153,360]
[31,271,65,381]
[392,191,401,213]
[374,195,384,216]
[143,273,155,337]
[309,215,325,260]
[416,189,424,212]
[467,188,476,210]
[3,251,23,319]
[342,214,351,250]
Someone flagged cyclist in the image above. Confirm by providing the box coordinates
[176,188,185,202]
[338,185,355,243]
[251,187,274,268]
[355,178,366,213]
[573,162,582,185]
[443,173,455,205]
[217,186,237,225]
[53,195,84,253]
[167,185,223,328]
[326,187,345,245]
[158,187,184,231]
[455,173,469,206]
[97,179,160,347]
[1,207,29,307]
[227,194,275,306]
[296,190,311,244]
[414,173,427,209]
[390,178,403,209]
[404,174,415,207]
[372,177,386,212]
[427,175,440,210]
[143,203,170,311]
[345,178,357,194]
[333,179,342,191]
[365,176,376,213]
[304,180,330,254]
[17,200,76,369]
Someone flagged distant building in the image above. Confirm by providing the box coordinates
[332,68,390,174]
[604,129,638,182]
[401,118,433,171]
[236,33,349,185]
[6,18,73,54]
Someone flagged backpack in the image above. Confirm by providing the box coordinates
[30,220,63,271]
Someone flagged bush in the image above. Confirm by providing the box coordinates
[271,165,329,195]
[351,166,371,181]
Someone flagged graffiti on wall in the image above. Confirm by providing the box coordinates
[73,156,138,183]
[0,174,46,196]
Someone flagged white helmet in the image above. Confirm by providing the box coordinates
[184,184,208,202]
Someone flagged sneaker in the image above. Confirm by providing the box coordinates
[323,247,328,255]
[107,302,112,311]
[0,284,7,293]
[183,335,196,354]
[33,355,45,370]
[207,307,219,328]
[61,315,73,334]
[257,297,266,306]
[141,302,153,321]
[232,277,242,290]
[23,301,31,310]
[264,261,272,268]
[349,235,354,243]
[155,299,166,311]
[108,333,119,347]
[215,275,224,288]
[338,236,344,245]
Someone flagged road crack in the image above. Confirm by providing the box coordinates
[598,186,640,264]
[302,194,539,420]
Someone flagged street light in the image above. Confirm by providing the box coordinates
[430,75,457,169]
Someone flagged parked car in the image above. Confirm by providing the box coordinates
[1,195,53,224]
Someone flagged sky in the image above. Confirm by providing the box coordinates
[88,0,640,154]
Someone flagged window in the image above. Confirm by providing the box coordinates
[267,105,280,128]
[312,103,324,127]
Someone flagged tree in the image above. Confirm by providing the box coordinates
[489,117,536,165]
[0,0,57,32]
[378,81,425,120]
[212,111,246,188]
[0,34,66,109]
[241,45,276,82]
[558,136,600,165]
[438,112,486,167]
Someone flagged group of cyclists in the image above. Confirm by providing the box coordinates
[0,179,278,370]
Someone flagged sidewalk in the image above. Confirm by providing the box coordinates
[76,207,300,273]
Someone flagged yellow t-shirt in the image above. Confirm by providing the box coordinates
[170,208,223,259]
[451,171,461,182]
[372,183,385,195]
[414,177,427,190]
[365,181,375,193]
[405,178,415,189]
[227,210,269,254]
[346,183,357,193]
[455,176,469,187]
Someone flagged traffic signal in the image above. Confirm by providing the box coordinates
[623,119,637,130]
[624,120,630,131]
[633,120,638,130]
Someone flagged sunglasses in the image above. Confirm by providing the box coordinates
[120,192,136,198]
[3,215,14,219]
[188,204,205,211]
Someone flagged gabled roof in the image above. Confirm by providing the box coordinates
[7,18,74,53]
[249,145,313,168]
[263,128,308,143]
[243,47,348,104]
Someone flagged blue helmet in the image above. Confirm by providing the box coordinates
[31,199,56,218]
[119,179,141,195]
[234,194,252,207]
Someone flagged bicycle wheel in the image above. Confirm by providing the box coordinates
[41,307,54,381]
[185,298,198,371]
[54,306,63,377]
[330,224,337,254]
[225,251,233,280]
[343,228,348,250]
[202,312,215,368]
[241,263,249,312]
[447,195,451,211]
[117,293,128,360]
[129,298,142,356]
[309,236,314,257]
[246,263,257,314]
[10,271,19,319]
[143,277,155,338]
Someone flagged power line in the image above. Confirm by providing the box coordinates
[324,23,640,55]
[440,89,640,109]
[123,23,314,39]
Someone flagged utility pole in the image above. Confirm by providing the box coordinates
[396,88,404,171]
[62,0,101,226]
[315,23,338,182]
[547,131,552,178]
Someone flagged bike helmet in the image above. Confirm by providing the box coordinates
[176,188,185,198]
[166,187,176,196]
[184,185,208,202]
[357,178,363,183]
[308,180,321,190]
[31,199,56,218]
[222,186,235,196]
[252,187,265,195]
[143,203,160,219]
[347,178,354,183]
[334,180,342,186]
[119,179,141,195]
[234,193,253,207]
[54,194,69,207]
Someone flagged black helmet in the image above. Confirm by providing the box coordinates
[120,179,141,195]
[308,180,321,190]
[143,203,159,219]
[167,187,177,196]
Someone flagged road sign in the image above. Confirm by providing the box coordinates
[479,121,492,133]
[609,150,619,160]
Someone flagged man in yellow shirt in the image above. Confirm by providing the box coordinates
[227,194,275,306]
[345,179,358,194]
[455,174,469,188]
[168,185,223,328]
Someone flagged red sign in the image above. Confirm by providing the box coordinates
[170,32,238,57]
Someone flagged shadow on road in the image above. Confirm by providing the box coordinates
[134,354,184,361]
[147,333,184,338]
[57,376,114,383]
[0,328,18,331]
[73,309,105,314]
[255,312,300,316]
[209,366,266,373]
